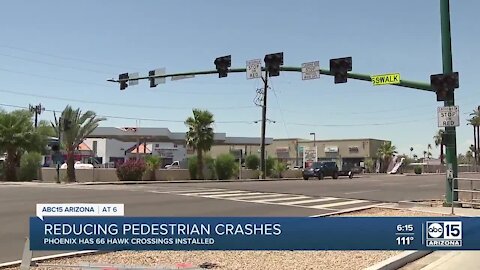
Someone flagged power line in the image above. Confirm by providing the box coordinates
[0,103,255,124]
[0,88,257,110]
[0,52,112,75]
[269,79,290,138]
[0,44,136,70]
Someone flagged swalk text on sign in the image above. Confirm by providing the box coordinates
[438,106,460,127]
[371,73,401,86]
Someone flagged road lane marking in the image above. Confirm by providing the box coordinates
[182,190,248,196]
[310,200,368,209]
[249,196,310,203]
[278,197,339,205]
[204,192,265,198]
[153,189,225,194]
[228,193,289,200]
[344,189,380,195]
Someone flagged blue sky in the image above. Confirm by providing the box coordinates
[0,0,478,157]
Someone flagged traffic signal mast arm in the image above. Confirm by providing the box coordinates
[108,66,433,92]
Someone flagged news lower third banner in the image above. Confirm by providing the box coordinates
[29,217,480,251]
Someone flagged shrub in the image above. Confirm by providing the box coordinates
[271,161,287,178]
[205,156,216,180]
[414,166,422,175]
[266,156,275,177]
[189,156,216,180]
[245,155,260,170]
[215,153,236,180]
[144,155,162,181]
[188,156,198,180]
[19,152,42,181]
[116,159,146,181]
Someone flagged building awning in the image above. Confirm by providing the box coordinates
[128,143,152,154]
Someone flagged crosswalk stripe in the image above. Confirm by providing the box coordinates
[224,193,285,200]
[182,190,248,196]
[249,196,310,203]
[162,189,225,194]
[278,197,339,206]
[310,200,367,209]
[205,192,265,198]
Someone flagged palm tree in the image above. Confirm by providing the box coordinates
[423,150,427,160]
[145,155,162,180]
[409,147,414,158]
[52,106,105,182]
[376,141,397,173]
[433,129,445,164]
[468,107,480,165]
[427,144,432,159]
[0,110,46,181]
[185,109,215,180]
[413,154,418,160]
[466,150,474,164]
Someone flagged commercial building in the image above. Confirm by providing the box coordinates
[266,138,389,168]
[82,127,273,167]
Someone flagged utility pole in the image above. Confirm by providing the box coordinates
[29,104,44,129]
[260,70,268,180]
[440,0,458,204]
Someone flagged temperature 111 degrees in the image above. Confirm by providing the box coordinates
[397,236,414,246]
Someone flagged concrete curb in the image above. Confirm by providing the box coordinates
[309,204,384,217]
[0,250,102,268]
[78,178,304,185]
[364,250,433,270]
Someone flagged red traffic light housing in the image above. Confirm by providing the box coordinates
[214,55,231,78]
[264,52,284,77]
[329,57,352,84]
[430,72,459,102]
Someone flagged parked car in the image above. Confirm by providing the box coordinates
[165,161,180,169]
[303,161,339,180]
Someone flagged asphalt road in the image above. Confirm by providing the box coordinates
[0,173,477,263]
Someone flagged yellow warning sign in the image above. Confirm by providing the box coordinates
[371,73,401,86]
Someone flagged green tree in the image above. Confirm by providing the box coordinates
[433,129,445,164]
[466,150,474,164]
[215,153,236,180]
[185,109,214,180]
[19,152,42,181]
[266,156,275,177]
[376,141,397,173]
[468,108,480,165]
[363,158,374,173]
[271,160,287,178]
[144,155,162,181]
[0,110,46,181]
[245,155,260,170]
[52,106,105,182]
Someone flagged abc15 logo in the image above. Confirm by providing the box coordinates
[427,221,462,240]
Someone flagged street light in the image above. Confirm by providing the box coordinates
[310,132,316,147]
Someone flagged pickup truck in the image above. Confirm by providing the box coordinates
[164,161,180,169]
[303,161,354,180]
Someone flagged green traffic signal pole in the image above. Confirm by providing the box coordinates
[110,67,432,92]
[440,0,458,204]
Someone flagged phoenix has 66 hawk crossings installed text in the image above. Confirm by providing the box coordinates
[44,223,283,236]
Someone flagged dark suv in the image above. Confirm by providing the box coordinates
[302,161,339,180]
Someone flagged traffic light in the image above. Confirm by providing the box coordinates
[264,52,284,77]
[149,70,156,88]
[214,55,231,78]
[329,57,352,84]
[430,72,459,102]
[119,73,129,90]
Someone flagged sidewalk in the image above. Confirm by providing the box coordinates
[398,206,480,270]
